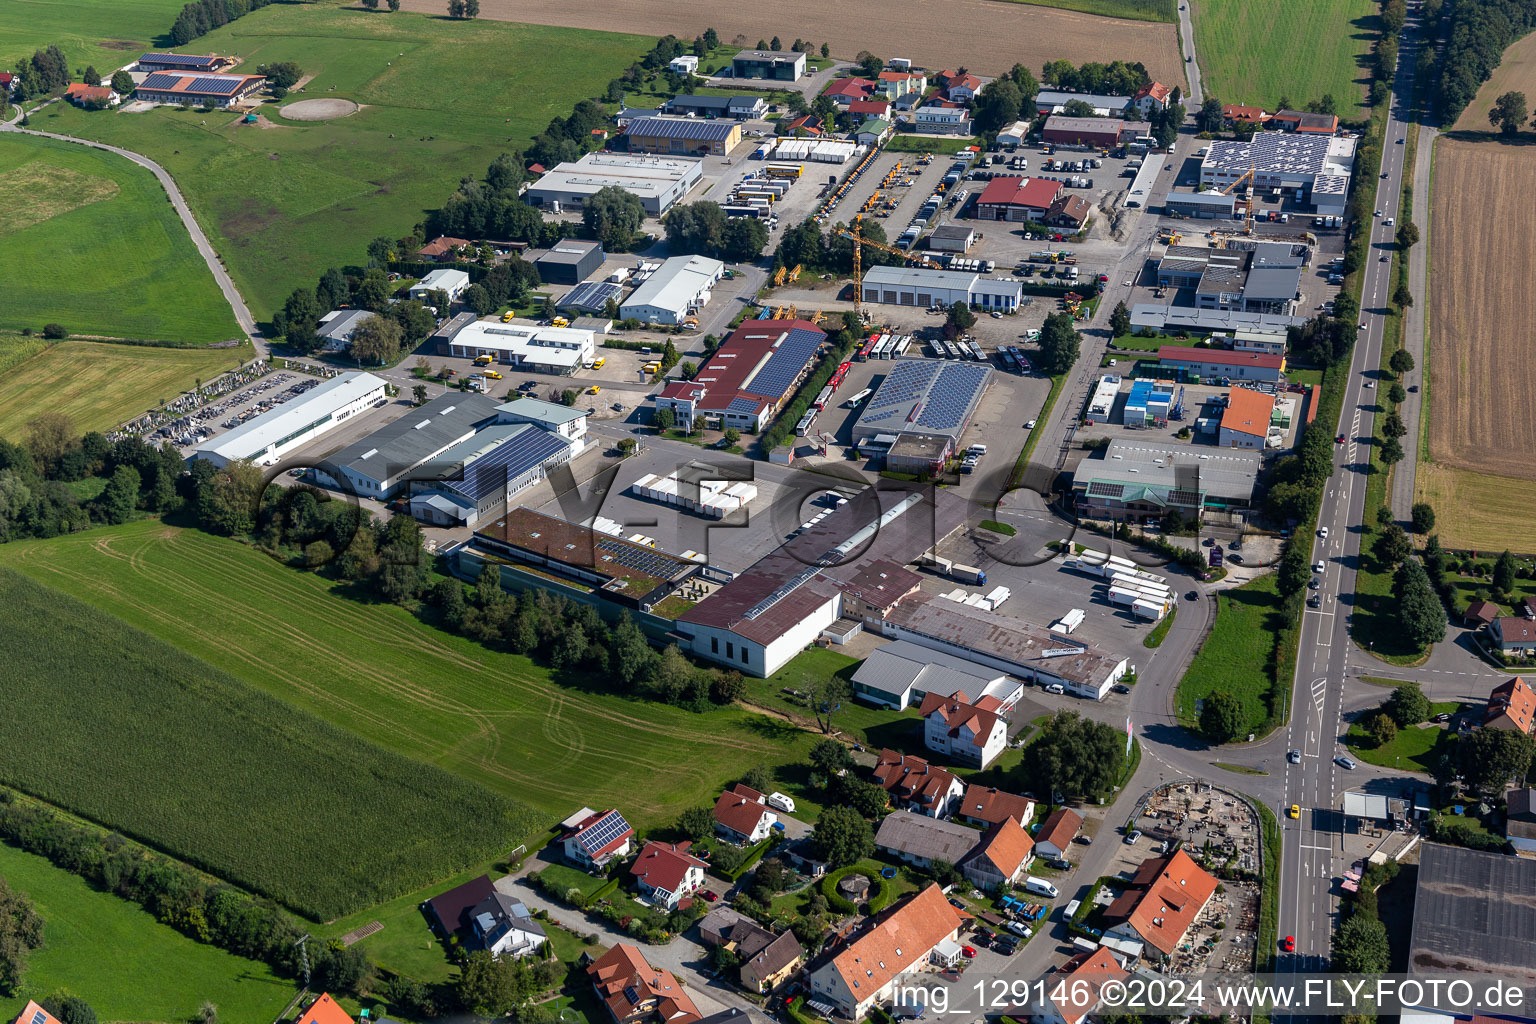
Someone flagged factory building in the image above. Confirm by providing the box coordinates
[531,239,604,285]
[625,116,742,156]
[974,176,1062,222]
[1073,439,1262,520]
[653,319,827,432]
[189,372,387,469]
[1163,191,1238,219]
[524,153,702,217]
[860,266,1023,311]
[850,359,993,453]
[1156,345,1285,383]
[445,319,597,375]
[1199,133,1356,216]
[620,254,725,325]
[732,50,806,81]
[1041,116,1131,148]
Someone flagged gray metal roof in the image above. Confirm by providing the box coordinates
[1165,191,1236,208]
[1203,133,1332,176]
[1409,843,1536,985]
[930,224,975,239]
[318,308,371,341]
[1035,89,1128,110]
[324,393,501,481]
[1078,438,1260,503]
[853,640,1004,701]
[875,810,980,865]
[1129,303,1308,333]
[534,239,602,265]
[627,116,738,142]
[497,396,586,425]
[1242,266,1302,302]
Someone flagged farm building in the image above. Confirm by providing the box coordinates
[524,153,702,217]
[625,116,742,156]
[653,319,826,432]
[1034,90,1129,116]
[136,52,238,72]
[1156,346,1285,382]
[134,71,265,107]
[621,255,725,325]
[1042,116,1131,148]
[1164,191,1237,219]
[850,359,993,450]
[445,319,596,374]
[974,176,1063,221]
[1072,438,1262,520]
[662,94,766,119]
[189,372,387,469]
[732,50,806,81]
[64,84,119,107]
[408,268,471,304]
[875,811,979,869]
[860,266,1023,311]
[531,239,604,285]
[1199,133,1355,216]
[1217,387,1276,449]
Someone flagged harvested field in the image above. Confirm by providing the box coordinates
[1414,462,1536,552]
[397,0,1189,85]
[1451,30,1536,132]
[1426,139,1536,485]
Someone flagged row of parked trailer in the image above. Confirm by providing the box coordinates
[1063,545,1172,620]
[723,171,792,220]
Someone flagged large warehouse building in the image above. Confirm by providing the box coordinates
[190,372,387,468]
[625,116,742,156]
[316,393,501,500]
[1073,438,1262,521]
[621,254,725,325]
[860,266,1023,312]
[732,50,806,81]
[1041,115,1130,148]
[443,319,596,374]
[523,153,702,216]
[1156,243,1304,315]
[653,319,827,432]
[135,70,265,107]
[531,239,604,285]
[1199,133,1356,216]
[1156,346,1285,383]
[851,359,992,458]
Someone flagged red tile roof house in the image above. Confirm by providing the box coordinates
[960,816,1035,891]
[848,99,893,122]
[1132,81,1172,116]
[871,749,966,818]
[64,83,119,107]
[629,840,708,909]
[1464,599,1500,627]
[1483,677,1536,735]
[417,235,472,261]
[946,74,983,102]
[11,1003,63,1024]
[1102,848,1219,960]
[1044,194,1092,230]
[561,808,635,870]
[919,691,1008,768]
[959,785,1036,829]
[781,114,823,136]
[975,176,1063,222]
[588,943,704,1024]
[1222,103,1269,127]
[1035,947,1129,1024]
[1031,807,1083,859]
[824,77,875,105]
[294,993,353,1024]
[875,71,926,99]
[714,783,778,843]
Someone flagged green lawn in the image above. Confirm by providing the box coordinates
[1176,574,1284,736]
[0,133,245,343]
[885,135,978,155]
[0,521,844,841]
[24,4,651,319]
[1111,332,1199,351]
[0,0,182,73]
[1191,0,1380,116]
[0,842,295,1023]
[1345,703,1460,772]
[0,339,249,438]
[997,0,1175,19]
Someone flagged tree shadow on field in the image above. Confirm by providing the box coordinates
[1441,129,1536,147]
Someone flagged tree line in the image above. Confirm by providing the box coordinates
[169,0,280,47]
[1428,0,1536,122]
[663,202,769,261]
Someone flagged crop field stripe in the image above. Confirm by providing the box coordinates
[1191,0,1378,115]
[0,522,816,834]
[0,560,540,921]
[988,0,1176,21]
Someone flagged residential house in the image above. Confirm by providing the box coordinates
[669,55,699,76]
[960,817,1035,891]
[871,750,966,818]
[1270,109,1338,134]
[1044,194,1092,231]
[1507,788,1536,854]
[418,235,471,261]
[824,77,875,105]
[0,74,16,96]
[876,71,926,98]
[1491,618,1536,655]
[781,114,823,136]
[946,74,982,102]
[959,785,1036,829]
[629,840,708,909]
[562,808,635,870]
[1524,596,1536,619]
[1034,947,1129,1024]
[805,885,967,1019]
[294,994,353,1024]
[469,892,547,957]
[64,83,119,107]
[913,104,972,134]
[1222,103,1268,127]
[409,268,472,305]
[1483,677,1536,735]
[315,309,374,353]
[1102,849,1220,960]
[714,784,778,843]
[1033,807,1083,859]
[1132,81,1172,116]
[1464,600,1499,628]
[875,810,980,868]
[848,99,893,122]
[425,874,499,941]
[697,907,804,992]
[920,691,1008,769]
[588,943,704,1024]
[11,1003,63,1024]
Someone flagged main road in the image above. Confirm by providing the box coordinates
[1277,1,1424,974]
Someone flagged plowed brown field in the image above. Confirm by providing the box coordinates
[398,0,1188,84]
[1427,138,1536,482]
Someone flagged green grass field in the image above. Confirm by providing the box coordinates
[1191,0,1379,116]
[1004,0,1175,20]
[0,133,245,343]
[0,0,181,75]
[0,521,841,840]
[0,339,248,439]
[1345,702,1459,772]
[1176,574,1284,736]
[0,565,539,921]
[0,841,295,1023]
[24,5,651,319]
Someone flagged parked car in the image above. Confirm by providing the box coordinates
[1044,683,1065,695]
[1124,829,1142,844]
[1434,712,1452,723]
[1113,684,1131,694]
[1074,834,1093,845]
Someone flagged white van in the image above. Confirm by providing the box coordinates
[1024,876,1059,899]
[768,792,796,813]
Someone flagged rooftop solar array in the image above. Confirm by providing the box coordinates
[140,52,221,68]
[1203,133,1332,176]
[561,281,621,311]
[918,363,991,431]
[576,810,631,855]
[140,71,249,95]
[447,425,571,503]
[727,395,764,414]
[742,326,823,399]
[627,116,737,142]
[853,359,992,442]
[1086,481,1125,498]
[596,538,684,584]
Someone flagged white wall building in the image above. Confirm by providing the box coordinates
[447,320,596,375]
[669,55,699,75]
[190,372,387,469]
[495,397,588,451]
[861,266,1023,311]
[409,268,471,305]
[913,106,972,134]
[620,255,725,325]
[921,695,1009,769]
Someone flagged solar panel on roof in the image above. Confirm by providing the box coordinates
[596,538,681,582]
[450,427,570,503]
[140,72,181,89]
[196,75,243,94]
[1087,482,1125,498]
[578,810,630,853]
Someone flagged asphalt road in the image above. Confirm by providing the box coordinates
[1176,2,1204,105]
[1275,2,1425,978]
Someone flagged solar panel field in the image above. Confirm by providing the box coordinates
[24,4,651,320]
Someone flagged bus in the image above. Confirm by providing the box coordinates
[843,388,873,408]
[765,162,803,180]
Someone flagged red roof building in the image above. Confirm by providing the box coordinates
[588,943,703,1024]
[562,808,635,869]
[1484,676,1536,735]
[806,885,967,1018]
[1102,848,1219,956]
[946,74,983,100]
[64,83,117,106]
[1222,103,1268,125]
[294,993,353,1024]
[629,840,708,908]
[975,176,1063,222]
[11,1003,63,1024]
[1044,193,1092,230]
[961,816,1035,890]
[1133,81,1172,113]
[781,114,823,135]
[652,319,827,433]
[824,77,875,104]
[871,750,965,818]
[959,785,1037,828]
[417,235,471,261]
[848,99,892,120]
[1271,109,1339,134]
[1032,807,1083,857]
[713,783,777,842]
[1045,947,1129,1024]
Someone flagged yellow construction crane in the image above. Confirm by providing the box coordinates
[1219,158,1259,235]
[836,213,946,325]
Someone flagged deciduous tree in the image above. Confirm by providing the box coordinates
[1385,681,1430,726]
[810,805,874,867]
[1199,691,1245,744]
[349,315,403,366]
[1490,90,1528,134]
